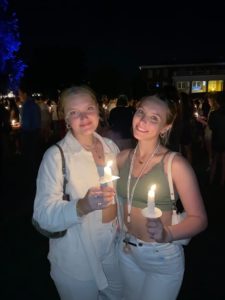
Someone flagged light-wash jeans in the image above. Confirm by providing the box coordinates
[50,227,123,300]
[119,234,185,300]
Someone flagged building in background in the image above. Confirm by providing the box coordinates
[139,62,225,94]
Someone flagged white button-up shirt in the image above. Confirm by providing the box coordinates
[33,130,120,290]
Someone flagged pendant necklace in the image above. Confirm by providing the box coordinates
[127,142,160,224]
[123,142,160,253]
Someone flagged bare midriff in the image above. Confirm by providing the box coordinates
[124,205,172,242]
[102,203,117,223]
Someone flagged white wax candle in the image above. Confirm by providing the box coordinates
[104,160,113,181]
[148,184,156,215]
[103,160,115,204]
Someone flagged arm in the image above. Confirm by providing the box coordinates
[147,154,208,243]
[33,146,82,232]
[168,154,208,240]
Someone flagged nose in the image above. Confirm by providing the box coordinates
[79,111,89,119]
[139,113,148,123]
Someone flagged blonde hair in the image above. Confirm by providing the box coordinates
[58,85,98,117]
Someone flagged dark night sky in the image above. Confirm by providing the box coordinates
[9,0,225,91]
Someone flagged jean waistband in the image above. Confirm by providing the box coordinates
[123,233,159,247]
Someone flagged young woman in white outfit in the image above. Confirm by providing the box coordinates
[33,86,123,300]
[116,92,208,300]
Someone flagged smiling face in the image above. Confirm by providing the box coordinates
[132,96,172,142]
[62,88,99,138]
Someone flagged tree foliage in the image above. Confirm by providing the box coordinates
[0,0,26,92]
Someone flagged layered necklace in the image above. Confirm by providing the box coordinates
[126,142,160,224]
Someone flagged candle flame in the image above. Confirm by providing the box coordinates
[148,184,156,198]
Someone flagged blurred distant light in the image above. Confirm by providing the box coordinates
[7,91,14,98]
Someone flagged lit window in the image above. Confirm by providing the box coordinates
[191,81,207,93]
[208,80,223,92]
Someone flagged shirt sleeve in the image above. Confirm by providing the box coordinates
[33,146,81,232]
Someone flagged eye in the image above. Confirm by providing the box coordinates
[149,115,160,123]
[87,105,96,112]
[67,110,80,118]
[135,108,144,116]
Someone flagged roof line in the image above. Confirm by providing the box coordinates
[139,62,225,69]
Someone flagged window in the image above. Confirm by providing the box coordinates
[176,81,190,93]
[191,81,206,93]
[208,80,223,92]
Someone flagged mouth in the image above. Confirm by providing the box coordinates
[135,125,148,133]
[80,121,92,128]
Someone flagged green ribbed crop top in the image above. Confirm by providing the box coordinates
[117,152,173,211]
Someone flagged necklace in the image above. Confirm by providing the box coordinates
[126,142,160,224]
[80,137,96,151]
[82,143,95,151]
[81,138,103,160]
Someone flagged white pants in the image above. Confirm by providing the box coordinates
[119,235,185,300]
[50,245,123,300]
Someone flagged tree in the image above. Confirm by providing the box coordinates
[0,0,26,93]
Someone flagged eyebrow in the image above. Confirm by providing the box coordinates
[140,107,162,118]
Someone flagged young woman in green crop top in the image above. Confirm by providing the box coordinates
[117,91,208,300]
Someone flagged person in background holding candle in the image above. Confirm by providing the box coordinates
[33,86,123,300]
[116,90,208,300]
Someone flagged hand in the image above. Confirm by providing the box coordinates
[146,218,172,243]
[77,186,115,215]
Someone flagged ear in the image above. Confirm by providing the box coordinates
[161,125,171,135]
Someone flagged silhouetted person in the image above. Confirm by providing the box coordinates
[107,94,135,149]
[108,94,133,138]
[179,92,193,163]
[18,86,41,179]
[0,101,12,167]
[208,92,225,186]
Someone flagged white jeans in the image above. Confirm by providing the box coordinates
[119,235,185,300]
[50,244,123,300]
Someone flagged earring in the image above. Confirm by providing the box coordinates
[66,122,71,130]
[160,131,166,138]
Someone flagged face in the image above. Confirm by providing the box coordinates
[64,93,99,137]
[132,97,171,141]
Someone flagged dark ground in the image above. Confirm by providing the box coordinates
[0,140,225,300]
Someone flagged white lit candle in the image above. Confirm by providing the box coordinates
[104,160,113,181]
[11,119,16,126]
[148,184,156,215]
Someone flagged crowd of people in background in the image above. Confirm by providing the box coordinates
[1,85,225,186]
[2,83,225,300]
